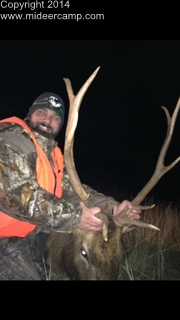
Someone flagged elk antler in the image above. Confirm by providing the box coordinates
[64,67,109,242]
[113,97,180,232]
[64,66,180,237]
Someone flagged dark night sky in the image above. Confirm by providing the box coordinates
[0,40,180,205]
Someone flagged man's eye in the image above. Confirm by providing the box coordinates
[53,116,60,121]
[37,110,45,114]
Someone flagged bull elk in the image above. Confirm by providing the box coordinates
[47,67,180,280]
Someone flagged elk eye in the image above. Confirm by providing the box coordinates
[81,248,88,259]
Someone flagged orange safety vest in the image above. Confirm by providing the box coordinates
[0,117,64,237]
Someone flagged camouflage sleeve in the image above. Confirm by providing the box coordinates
[0,133,79,233]
[62,168,119,212]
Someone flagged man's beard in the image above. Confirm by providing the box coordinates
[25,119,59,139]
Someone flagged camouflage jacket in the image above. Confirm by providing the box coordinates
[0,121,119,233]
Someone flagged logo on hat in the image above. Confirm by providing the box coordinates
[49,96,62,108]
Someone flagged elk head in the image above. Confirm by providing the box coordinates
[47,67,180,280]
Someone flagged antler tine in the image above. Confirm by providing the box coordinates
[133,96,180,205]
[64,67,109,242]
[114,97,180,231]
[63,67,100,205]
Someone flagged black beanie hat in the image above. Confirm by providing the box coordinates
[27,92,65,126]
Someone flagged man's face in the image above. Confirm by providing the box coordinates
[28,108,61,139]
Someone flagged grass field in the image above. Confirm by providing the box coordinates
[118,199,180,280]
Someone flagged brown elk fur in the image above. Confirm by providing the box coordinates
[47,209,124,280]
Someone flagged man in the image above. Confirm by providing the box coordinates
[0,92,141,280]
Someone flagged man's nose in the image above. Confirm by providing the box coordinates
[43,115,51,123]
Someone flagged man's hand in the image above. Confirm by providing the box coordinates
[113,200,141,220]
[78,201,103,231]
[77,199,142,232]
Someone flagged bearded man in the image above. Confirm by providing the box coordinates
[0,92,141,280]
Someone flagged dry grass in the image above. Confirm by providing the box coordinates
[118,198,180,280]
